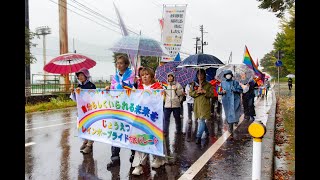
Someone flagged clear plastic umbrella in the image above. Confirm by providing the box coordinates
[215,64,255,83]
[109,34,169,75]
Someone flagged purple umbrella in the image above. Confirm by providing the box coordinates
[155,61,197,87]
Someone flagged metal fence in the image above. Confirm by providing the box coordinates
[27,82,109,96]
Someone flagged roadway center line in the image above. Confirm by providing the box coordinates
[179,97,262,180]
[25,121,76,131]
[25,142,36,147]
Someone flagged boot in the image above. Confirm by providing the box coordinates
[228,123,233,134]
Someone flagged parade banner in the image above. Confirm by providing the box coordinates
[75,89,165,156]
[161,5,187,62]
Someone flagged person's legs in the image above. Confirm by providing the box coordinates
[151,155,166,168]
[163,108,172,135]
[196,119,206,144]
[107,146,121,168]
[187,103,193,121]
[132,151,148,175]
[242,96,249,120]
[172,108,182,133]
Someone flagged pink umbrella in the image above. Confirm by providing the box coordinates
[44,53,96,75]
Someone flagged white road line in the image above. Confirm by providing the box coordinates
[25,142,36,147]
[25,116,77,125]
[179,97,264,180]
[25,121,76,131]
[179,116,244,180]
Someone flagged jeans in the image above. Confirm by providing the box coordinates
[196,118,209,138]
[164,107,182,134]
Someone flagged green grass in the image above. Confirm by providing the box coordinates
[25,96,76,113]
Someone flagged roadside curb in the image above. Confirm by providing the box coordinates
[261,89,277,180]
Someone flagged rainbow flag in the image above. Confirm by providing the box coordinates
[122,80,133,90]
[161,82,168,89]
[216,85,222,93]
[243,45,265,81]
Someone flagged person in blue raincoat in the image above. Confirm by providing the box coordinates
[218,70,243,134]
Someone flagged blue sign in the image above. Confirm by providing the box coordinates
[275,60,283,67]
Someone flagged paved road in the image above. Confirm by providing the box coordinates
[25,90,274,180]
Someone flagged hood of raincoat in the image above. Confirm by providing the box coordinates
[167,72,176,84]
[223,70,233,77]
[76,67,91,79]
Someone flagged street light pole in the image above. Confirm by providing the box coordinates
[35,26,51,84]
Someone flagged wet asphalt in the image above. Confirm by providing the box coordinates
[25,94,272,180]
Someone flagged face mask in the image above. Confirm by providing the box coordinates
[226,74,232,79]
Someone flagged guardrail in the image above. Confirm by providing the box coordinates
[26,83,109,96]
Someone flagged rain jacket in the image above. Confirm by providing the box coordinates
[219,73,243,124]
[164,72,184,108]
[189,80,214,120]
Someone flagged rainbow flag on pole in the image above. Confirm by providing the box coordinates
[243,45,265,81]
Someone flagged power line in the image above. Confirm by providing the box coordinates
[48,0,121,34]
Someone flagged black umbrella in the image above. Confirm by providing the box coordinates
[176,54,224,69]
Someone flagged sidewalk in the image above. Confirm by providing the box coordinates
[179,88,276,180]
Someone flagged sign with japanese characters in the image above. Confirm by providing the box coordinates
[161,5,187,62]
[75,89,165,156]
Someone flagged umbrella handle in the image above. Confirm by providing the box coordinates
[69,60,73,85]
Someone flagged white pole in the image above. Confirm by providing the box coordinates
[252,140,262,180]
[43,34,47,82]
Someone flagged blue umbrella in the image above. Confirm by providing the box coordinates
[155,61,197,87]
[176,54,224,69]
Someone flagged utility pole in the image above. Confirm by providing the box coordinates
[59,0,69,90]
[200,25,208,53]
[35,26,51,83]
[193,37,200,54]
[25,0,31,100]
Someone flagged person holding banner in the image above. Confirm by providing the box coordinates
[132,67,167,176]
[69,67,96,154]
[105,55,136,168]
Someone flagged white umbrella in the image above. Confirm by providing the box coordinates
[286,74,295,78]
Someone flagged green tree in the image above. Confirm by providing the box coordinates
[25,26,38,64]
[111,53,160,72]
[140,56,159,71]
[257,0,295,18]
[273,6,295,75]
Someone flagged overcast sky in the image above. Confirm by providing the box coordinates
[29,0,281,81]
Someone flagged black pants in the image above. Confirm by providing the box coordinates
[111,146,135,159]
[288,84,292,90]
[243,96,255,117]
[211,97,221,115]
[187,103,193,120]
[164,107,182,134]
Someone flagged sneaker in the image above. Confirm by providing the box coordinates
[81,145,92,154]
[195,137,201,144]
[132,165,143,175]
[151,158,166,168]
[107,158,120,168]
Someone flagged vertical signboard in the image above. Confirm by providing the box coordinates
[161,5,187,62]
